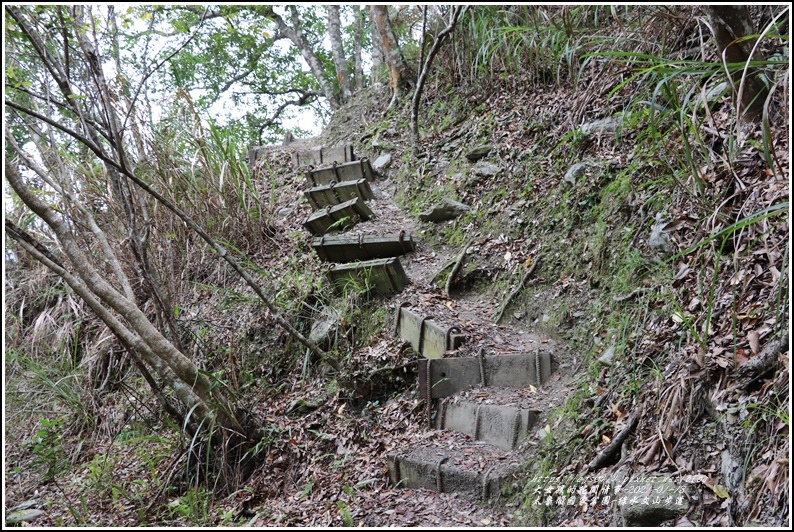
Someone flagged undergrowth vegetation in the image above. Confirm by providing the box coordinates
[4,4,788,527]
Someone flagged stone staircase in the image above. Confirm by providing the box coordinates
[252,142,559,502]
[289,144,412,296]
[389,301,554,499]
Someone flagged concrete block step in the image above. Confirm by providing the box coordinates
[394,304,466,359]
[436,396,540,451]
[302,197,374,236]
[418,352,552,400]
[304,179,374,209]
[306,158,375,186]
[311,232,416,262]
[292,144,355,168]
[327,257,409,296]
[387,442,523,499]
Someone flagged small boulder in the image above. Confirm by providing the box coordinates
[598,345,616,366]
[6,509,45,524]
[465,144,493,162]
[419,198,472,223]
[617,475,689,526]
[649,212,674,254]
[563,162,590,185]
[309,306,344,350]
[581,115,623,137]
[471,161,501,178]
[372,153,392,173]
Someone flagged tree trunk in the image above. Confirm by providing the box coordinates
[5,161,242,434]
[327,5,352,103]
[706,6,769,122]
[352,5,365,91]
[368,5,410,106]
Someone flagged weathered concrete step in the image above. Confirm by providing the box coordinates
[436,397,540,451]
[418,352,552,400]
[327,257,409,296]
[306,158,375,186]
[302,197,374,236]
[304,179,374,209]
[311,232,416,262]
[387,442,522,499]
[292,144,355,168]
[394,304,466,359]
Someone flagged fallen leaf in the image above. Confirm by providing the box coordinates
[712,483,730,499]
[747,330,760,355]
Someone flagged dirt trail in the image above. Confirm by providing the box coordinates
[273,144,577,526]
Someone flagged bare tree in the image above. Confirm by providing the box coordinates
[5,5,337,441]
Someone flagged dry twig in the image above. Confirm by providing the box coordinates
[493,258,540,324]
[445,238,474,296]
[586,409,640,472]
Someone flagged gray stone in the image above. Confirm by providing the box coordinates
[721,450,743,493]
[466,145,493,162]
[419,197,472,223]
[649,212,674,254]
[309,306,343,350]
[581,115,623,137]
[471,161,501,178]
[705,81,729,102]
[372,153,392,173]
[598,345,616,366]
[617,475,689,526]
[277,207,293,218]
[5,509,44,524]
[563,162,590,185]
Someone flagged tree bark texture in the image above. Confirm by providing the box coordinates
[706,5,769,122]
[368,5,410,101]
[352,5,365,90]
[327,5,352,103]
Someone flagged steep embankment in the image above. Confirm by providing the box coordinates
[241,66,787,527]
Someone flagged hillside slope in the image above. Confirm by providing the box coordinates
[4,8,788,527]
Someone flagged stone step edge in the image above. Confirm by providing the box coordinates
[311,232,415,262]
[394,303,466,359]
[436,399,540,451]
[305,158,375,186]
[386,450,517,500]
[418,351,553,400]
